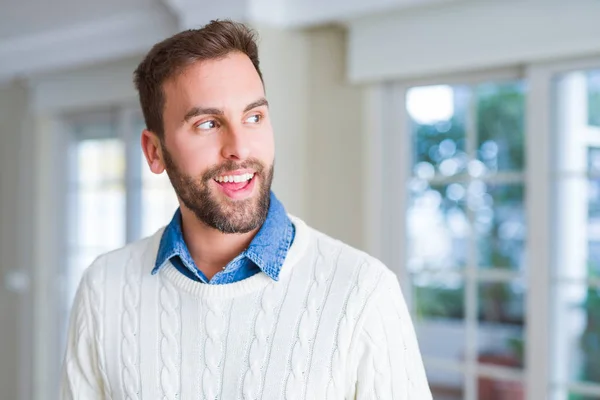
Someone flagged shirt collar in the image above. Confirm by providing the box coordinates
[243,192,293,280]
[152,191,293,281]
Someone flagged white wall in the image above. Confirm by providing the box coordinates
[256,25,310,220]
[249,25,366,249]
[304,26,365,249]
[0,81,33,400]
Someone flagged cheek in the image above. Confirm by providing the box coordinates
[255,126,275,162]
[168,135,219,176]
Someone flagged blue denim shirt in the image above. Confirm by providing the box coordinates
[152,192,295,284]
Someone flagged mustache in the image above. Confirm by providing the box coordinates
[202,158,266,181]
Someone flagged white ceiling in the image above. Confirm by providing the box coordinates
[0,0,458,82]
[0,0,160,40]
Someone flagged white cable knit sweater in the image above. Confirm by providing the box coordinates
[60,216,432,400]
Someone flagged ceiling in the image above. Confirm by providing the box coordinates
[0,0,162,40]
[0,0,458,82]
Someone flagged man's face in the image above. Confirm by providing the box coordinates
[157,52,275,233]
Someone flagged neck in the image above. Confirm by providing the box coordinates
[179,206,259,280]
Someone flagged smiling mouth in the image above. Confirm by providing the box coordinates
[213,172,255,184]
[212,171,257,198]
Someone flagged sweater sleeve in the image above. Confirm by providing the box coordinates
[59,271,105,399]
[351,270,432,400]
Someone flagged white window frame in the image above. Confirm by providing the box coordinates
[35,103,149,399]
[370,56,600,400]
[528,55,600,400]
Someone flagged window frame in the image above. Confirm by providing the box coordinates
[373,57,600,400]
[46,104,154,398]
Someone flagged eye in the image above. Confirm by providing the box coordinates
[245,114,262,124]
[196,120,218,130]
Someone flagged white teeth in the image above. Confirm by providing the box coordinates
[215,173,254,183]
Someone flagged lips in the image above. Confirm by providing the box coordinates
[213,171,257,199]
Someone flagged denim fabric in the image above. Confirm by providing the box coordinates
[152,192,294,284]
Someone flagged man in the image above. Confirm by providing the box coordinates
[60,20,431,399]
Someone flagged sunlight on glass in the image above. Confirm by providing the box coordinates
[77,139,124,185]
[414,162,436,180]
[407,85,455,125]
[439,158,459,176]
[468,159,487,178]
[408,185,469,271]
[141,150,179,237]
[447,183,466,202]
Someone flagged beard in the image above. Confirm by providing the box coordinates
[161,145,273,234]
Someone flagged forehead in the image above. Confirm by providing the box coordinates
[163,52,265,112]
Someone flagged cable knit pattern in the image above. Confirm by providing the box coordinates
[372,314,391,400]
[284,241,340,400]
[234,287,266,400]
[72,280,90,380]
[121,254,141,400]
[242,273,293,400]
[202,298,228,400]
[326,263,383,400]
[59,217,432,400]
[159,273,181,399]
[88,260,112,399]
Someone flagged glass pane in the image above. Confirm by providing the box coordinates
[477,183,526,271]
[68,136,126,310]
[588,70,600,128]
[77,138,124,185]
[478,377,525,400]
[554,178,600,279]
[65,249,105,305]
[141,151,171,187]
[408,85,470,177]
[412,273,465,362]
[476,81,526,172]
[552,387,600,400]
[590,178,600,278]
[141,150,178,237]
[588,148,600,175]
[141,188,179,237]
[567,393,600,400]
[408,183,469,271]
[75,187,126,249]
[552,283,600,385]
[478,281,526,369]
[425,367,463,400]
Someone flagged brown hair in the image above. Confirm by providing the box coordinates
[133,20,263,139]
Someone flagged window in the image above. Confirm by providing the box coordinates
[379,59,600,400]
[60,107,178,343]
[551,69,600,399]
[406,80,527,399]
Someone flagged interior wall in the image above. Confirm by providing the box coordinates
[258,24,366,250]
[256,25,310,220]
[304,26,365,249]
[0,80,32,400]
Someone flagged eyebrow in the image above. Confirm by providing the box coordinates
[183,97,269,123]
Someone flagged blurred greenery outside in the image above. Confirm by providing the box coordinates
[410,72,600,386]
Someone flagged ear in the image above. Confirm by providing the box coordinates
[141,129,166,174]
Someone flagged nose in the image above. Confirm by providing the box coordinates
[220,124,251,161]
